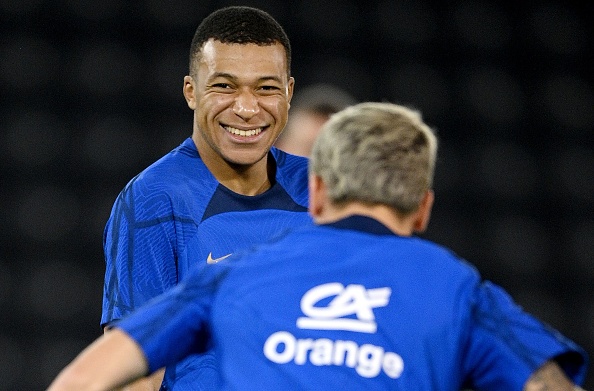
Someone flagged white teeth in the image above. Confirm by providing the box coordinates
[224,126,263,137]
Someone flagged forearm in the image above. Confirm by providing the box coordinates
[47,330,149,391]
[524,360,583,391]
[113,368,165,391]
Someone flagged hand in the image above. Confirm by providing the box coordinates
[524,360,582,391]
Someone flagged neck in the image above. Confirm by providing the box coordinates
[214,158,273,195]
[223,170,272,195]
[193,138,274,196]
[313,202,416,236]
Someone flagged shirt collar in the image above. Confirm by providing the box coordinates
[322,215,396,236]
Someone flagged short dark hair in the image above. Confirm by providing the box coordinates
[189,6,291,76]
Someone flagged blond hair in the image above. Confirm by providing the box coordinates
[309,102,438,214]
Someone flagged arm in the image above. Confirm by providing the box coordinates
[94,259,220,391]
[109,369,164,391]
[104,327,165,391]
[102,185,179,327]
[101,184,179,391]
[47,329,148,391]
[124,369,165,391]
[463,281,588,390]
[524,360,585,391]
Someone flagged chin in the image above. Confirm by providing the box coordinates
[224,149,269,166]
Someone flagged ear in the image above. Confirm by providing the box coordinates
[287,77,295,107]
[413,190,434,233]
[308,174,326,219]
[183,76,197,110]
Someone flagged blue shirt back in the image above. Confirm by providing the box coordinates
[118,216,588,390]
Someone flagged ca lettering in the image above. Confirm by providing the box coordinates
[297,283,391,333]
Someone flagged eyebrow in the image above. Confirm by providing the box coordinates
[209,72,283,84]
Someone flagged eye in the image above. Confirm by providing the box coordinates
[211,83,231,89]
[258,85,282,95]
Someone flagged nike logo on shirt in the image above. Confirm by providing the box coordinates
[206,252,232,264]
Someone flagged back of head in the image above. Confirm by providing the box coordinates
[289,84,358,117]
[189,6,291,76]
[275,84,358,157]
[309,102,438,214]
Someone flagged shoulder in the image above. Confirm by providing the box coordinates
[271,148,309,178]
[408,236,481,280]
[120,139,216,199]
[270,147,309,204]
[379,238,480,303]
[271,147,309,167]
[137,138,209,183]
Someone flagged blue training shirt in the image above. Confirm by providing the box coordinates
[102,137,311,390]
[117,215,588,390]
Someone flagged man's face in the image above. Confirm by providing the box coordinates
[185,39,294,167]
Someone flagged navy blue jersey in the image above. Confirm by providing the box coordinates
[102,137,311,389]
[117,216,588,390]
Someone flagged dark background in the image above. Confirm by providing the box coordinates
[0,0,592,389]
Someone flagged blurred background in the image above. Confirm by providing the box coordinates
[0,0,592,389]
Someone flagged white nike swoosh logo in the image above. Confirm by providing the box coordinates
[206,252,232,264]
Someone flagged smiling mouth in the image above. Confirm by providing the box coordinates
[224,125,264,137]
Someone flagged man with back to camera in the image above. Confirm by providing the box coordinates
[52,102,588,390]
[101,6,312,390]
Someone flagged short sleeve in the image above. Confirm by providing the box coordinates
[462,281,588,390]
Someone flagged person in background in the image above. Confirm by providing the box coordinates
[50,102,588,391]
[274,83,357,157]
[100,6,311,390]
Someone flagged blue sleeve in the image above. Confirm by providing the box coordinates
[115,261,229,373]
[101,177,180,328]
[463,281,588,390]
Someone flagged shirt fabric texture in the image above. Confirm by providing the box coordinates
[102,137,311,390]
[117,215,588,390]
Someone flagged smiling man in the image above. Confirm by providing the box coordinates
[100,6,311,390]
[187,39,293,190]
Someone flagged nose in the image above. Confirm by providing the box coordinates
[232,89,260,120]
